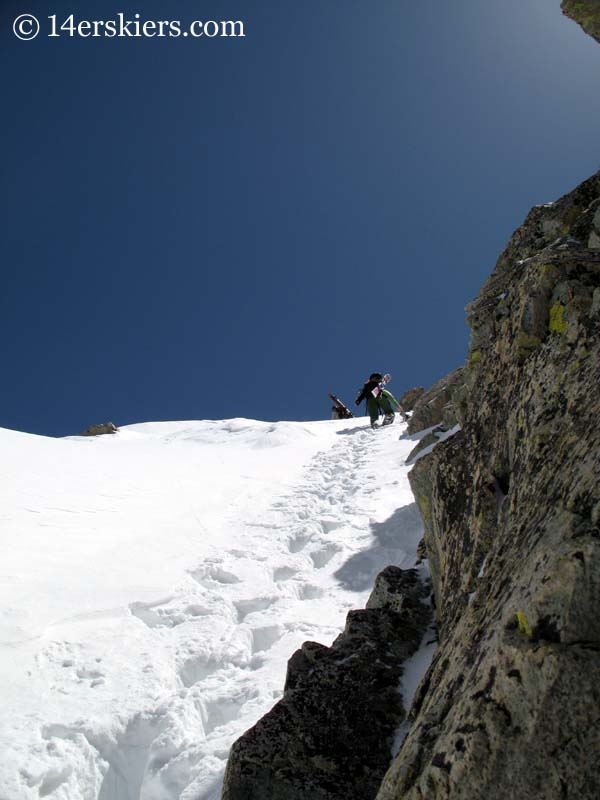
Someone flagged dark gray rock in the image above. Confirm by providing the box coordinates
[404,427,447,466]
[562,0,600,44]
[377,173,600,800]
[222,567,432,800]
[406,369,464,435]
[80,422,119,436]
[399,387,426,413]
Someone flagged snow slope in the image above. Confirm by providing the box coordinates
[0,415,430,800]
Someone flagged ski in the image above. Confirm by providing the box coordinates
[328,393,354,419]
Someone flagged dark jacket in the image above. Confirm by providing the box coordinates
[355,379,381,406]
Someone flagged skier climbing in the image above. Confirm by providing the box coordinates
[355,373,403,428]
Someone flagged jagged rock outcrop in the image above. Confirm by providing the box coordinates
[80,422,119,436]
[399,387,426,412]
[222,567,432,800]
[406,368,463,435]
[404,425,458,468]
[377,173,600,799]
[562,0,600,44]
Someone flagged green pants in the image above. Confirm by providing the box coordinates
[366,393,394,424]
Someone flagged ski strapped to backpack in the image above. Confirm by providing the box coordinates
[328,393,354,419]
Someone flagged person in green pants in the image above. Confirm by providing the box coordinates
[355,373,405,428]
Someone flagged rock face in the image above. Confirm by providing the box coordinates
[80,422,119,436]
[406,368,463,435]
[222,567,432,800]
[399,387,426,412]
[377,173,600,799]
[562,0,600,44]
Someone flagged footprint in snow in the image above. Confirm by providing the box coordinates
[310,543,342,569]
[273,566,297,582]
[296,583,325,600]
[201,687,259,736]
[319,518,344,534]
[190,565,241,587]
[129,601,187,629]
[287,533,311,553]
[251,625,282,655]
[76,666,104,680]
[184,604,212,617]
[178,656,222,688]
[234,597,275,623]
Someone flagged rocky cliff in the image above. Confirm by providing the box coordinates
[222,7,600,799]
[379,14,600,796]
[378,171,600,800]
[562,0,600,45]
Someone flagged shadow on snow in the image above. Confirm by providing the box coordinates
[333,502,424,592]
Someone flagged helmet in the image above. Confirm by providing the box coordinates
[369,373,383,381]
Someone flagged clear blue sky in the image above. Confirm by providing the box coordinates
[2,1,600,436]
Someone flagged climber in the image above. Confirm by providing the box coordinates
[354,373,392,428]
[355,373,408,428]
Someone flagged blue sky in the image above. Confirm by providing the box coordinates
[2,0,600,436]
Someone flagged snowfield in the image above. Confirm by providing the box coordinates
[0,415,433,800]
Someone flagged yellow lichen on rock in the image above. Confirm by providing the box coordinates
[549,303,568,334]
[516,610,533,638]
[467,349,482,368]
[516,332,542,360]
[417,494,431,524]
